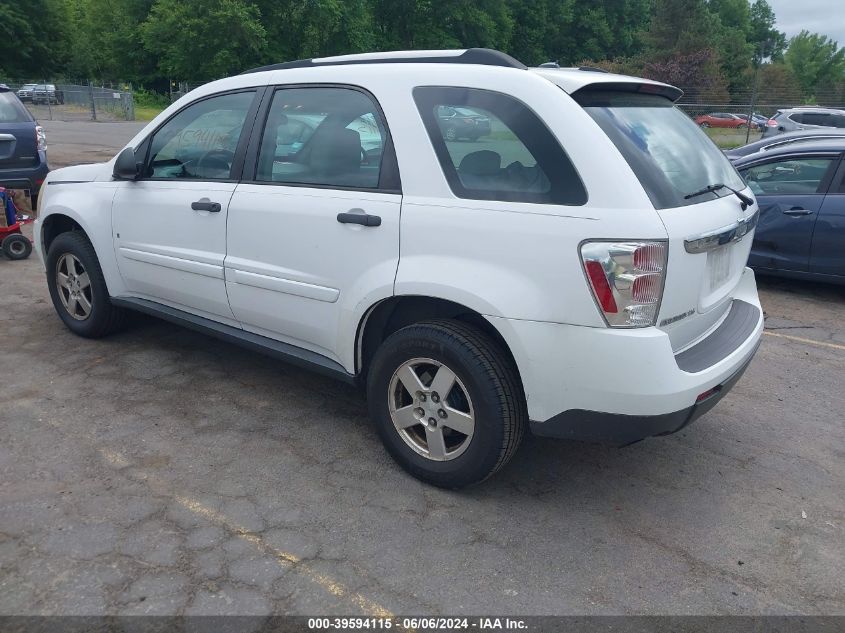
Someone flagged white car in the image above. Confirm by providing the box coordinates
[34,49,763,487]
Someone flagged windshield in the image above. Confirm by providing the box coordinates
[574,90,745,210]
[0,92,32,123]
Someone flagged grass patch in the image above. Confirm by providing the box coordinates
[133,88,169,121]
[704,128,761,149]
[134,105,165,121]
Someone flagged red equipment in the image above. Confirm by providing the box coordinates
[0,186,33,260]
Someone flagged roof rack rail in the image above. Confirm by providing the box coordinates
[577,66,610,73]
[242,48,526,75]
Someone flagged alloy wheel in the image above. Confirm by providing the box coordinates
[56,253,93,320]
[388,358,475,461]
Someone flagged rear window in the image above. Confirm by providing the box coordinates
[574,90,746,210]
[413,86,587,205]
[0,92,32,123]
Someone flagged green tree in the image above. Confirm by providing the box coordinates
[748,0,786,62]
[644,0,720,57]
[62,0,156,81]
[784,30,845,99]
[0,0,70,78]
[140,0,267,81]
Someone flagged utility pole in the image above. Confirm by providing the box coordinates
[747,38,774,145]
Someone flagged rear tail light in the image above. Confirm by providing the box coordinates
[36,125,46,151]
[580,241,668,328]
[766,119,778,127]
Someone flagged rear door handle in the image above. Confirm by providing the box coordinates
[191,200,221,213]
[337,210,381,227]
[782,207,813,216]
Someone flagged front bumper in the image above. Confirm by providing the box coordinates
[486,267,763,444]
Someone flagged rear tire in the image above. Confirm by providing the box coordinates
[2,234,32,260]
[700,122,711,128]
[46,231,127,338]
[367,319,526,488]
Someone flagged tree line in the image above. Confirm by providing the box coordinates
[1,0,843,105]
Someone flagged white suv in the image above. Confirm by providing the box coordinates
[34,49,763,487]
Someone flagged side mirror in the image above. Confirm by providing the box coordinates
[113,147,141,180]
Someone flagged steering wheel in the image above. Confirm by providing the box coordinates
[196,149,235,178]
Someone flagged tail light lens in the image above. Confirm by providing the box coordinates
[766,119,778,127]
[36,125,46,151]
[580,241,668,328]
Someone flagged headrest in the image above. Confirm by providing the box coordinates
[459,150,501,176]
[309,125,361,176]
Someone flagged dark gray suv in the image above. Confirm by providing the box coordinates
[763,107,845,138]
[0,85,49,204]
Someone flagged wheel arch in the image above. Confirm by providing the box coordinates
[40,213,87,256]
[38,203,125,297]
[356,295,523,387]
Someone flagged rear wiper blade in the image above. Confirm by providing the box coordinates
[684,183,753,210]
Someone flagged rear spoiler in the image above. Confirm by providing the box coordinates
[571,81,683,103]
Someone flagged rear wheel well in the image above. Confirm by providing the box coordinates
[41,214,86,255]
[358,296,521,386]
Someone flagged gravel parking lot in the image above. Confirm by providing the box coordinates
[0,122,843,616]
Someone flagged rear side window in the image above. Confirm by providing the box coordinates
[0,92,32,123]
[413,86,586,205]
[801,113,830,126]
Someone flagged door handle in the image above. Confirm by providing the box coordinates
[337,210,381,227]
[782,207,813,216]
[191,200,221,213]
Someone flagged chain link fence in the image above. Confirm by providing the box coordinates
[4,81,135,121]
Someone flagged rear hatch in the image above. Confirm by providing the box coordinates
[0,90,38,169]
[572,84,757,352]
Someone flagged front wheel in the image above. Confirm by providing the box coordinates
[699,122,711,128]
[367,320,526,488]
[46,231,127,338]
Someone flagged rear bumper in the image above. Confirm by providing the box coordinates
[529,341,758,445]
[0,155,49,194]
[487,267,763,443]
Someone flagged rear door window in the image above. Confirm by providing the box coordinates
[255,87,392,190]
[741,157,836,195]
[413,86,586,205]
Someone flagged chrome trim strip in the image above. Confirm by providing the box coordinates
[684,209,759,254]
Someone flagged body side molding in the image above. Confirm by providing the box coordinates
[111,297,356,384]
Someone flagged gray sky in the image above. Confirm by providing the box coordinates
[767,0,845,48]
